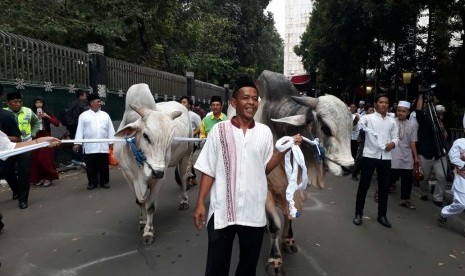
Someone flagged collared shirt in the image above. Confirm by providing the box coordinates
[449,138,465,193]
[194,119,273,230]
[74,109,115,154]
[358,111,399,160]
[391,119,417,169]
[199,112,228,138]
[0,130,16,152]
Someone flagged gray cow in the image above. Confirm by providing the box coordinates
[228,71,354,275]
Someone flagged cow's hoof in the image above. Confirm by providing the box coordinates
[142,233,155,245]
[266,259,285,276]
[282,239,298,254]
[178,202,189,210]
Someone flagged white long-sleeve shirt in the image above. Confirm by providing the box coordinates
[74,109,115,154]
[449,138,465,193]
[0,130,16,151]
[358,111,399,160]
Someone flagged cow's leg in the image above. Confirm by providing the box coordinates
[136,198,147,232]
[281,218,298,254]
[265,193,285,276]
[142,202,155,244]
[177,156,190,210]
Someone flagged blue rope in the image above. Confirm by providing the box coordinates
[126,137,146,167]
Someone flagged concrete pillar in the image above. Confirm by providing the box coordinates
[87,43,108,101]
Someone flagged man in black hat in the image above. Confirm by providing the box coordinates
[199,95,228,138]
[4,90,40,209]
[73,93,115,190]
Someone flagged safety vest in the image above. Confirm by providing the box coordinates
[4,106,33,141]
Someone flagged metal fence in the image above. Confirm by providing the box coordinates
[0,30,225,103]
[0,31,89,89]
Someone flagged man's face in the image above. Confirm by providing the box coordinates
[89,99,101,111]
[350,104,357,114]
[210,101,223,116]
[79,93,87,101]
[367,107,375,114]
[181,98,190,109]
[375,96,389,115]
[396,106,409,120]
[7,98,23,112]
[231,87,259,120]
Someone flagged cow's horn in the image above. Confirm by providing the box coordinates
[292,96,318,108]
[271,114,307,126]
[130,104,150,118]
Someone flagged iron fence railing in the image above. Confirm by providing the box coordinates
[0,30,89,88]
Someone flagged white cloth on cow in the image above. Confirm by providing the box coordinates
[194,120,273,230]
[74,109,115,154]
[358,111,398,160]
[275,136,308,218]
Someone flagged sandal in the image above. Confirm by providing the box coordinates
[399,200,416,210]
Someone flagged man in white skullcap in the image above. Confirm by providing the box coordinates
[357,100,366,115]
[389,101,419,209]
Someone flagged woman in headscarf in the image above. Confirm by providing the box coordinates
[30,97,60,187]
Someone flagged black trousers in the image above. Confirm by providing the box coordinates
[3,151,32,203]
[351,140,358,159]
[205,215,265,276]
[390,168,413,200]
[85,153,109,186]
[351,141,365,178]
[355,157,391,217]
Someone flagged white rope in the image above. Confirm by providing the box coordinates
[0,142,49,160]
[0,137,206,161]
[275,136,308,218]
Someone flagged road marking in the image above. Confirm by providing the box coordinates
[296,245,328,276]
[56,250,137,275]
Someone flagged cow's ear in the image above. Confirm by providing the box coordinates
[114,122,139,137]
[170,111,182,120]
[271,114,307,126]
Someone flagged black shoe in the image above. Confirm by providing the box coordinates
[19,202,28,209]
[433,200,444,207]
[100,183,110,189]
[351,176,359,181]
[438,215,447,225]
[12,193,17,200]
[87,185,97,190]
[353,214,362,226]
[420,195,428,201]
[377,216,392,228]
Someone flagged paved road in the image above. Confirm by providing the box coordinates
[1,166,465,276]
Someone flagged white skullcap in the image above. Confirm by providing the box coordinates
[359,100,365,105]
[398,101,411,109]
[436,105,446,113]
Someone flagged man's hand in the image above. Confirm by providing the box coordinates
[37,136,61,147]
[385,142,395,152]
[193,204,206,230]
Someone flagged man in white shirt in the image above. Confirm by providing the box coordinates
[73,94,115,190]
[439,138,465,225]
[353,93,399,228]
[357,100,366,115]
[193,76,302,276]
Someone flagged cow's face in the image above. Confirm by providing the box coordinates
[272,95,354,176]
[115,105,181,179]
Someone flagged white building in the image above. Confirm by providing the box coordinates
[284,0,314,76]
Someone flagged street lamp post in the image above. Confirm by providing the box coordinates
[403,72,412,100]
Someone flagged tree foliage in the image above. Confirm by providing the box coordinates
[296,0,464,127]
[0,0,283,85]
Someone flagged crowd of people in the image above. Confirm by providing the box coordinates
[1,79,465,276]
[349,85,464,231]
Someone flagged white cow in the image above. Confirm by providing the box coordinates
[114,83,193,244]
